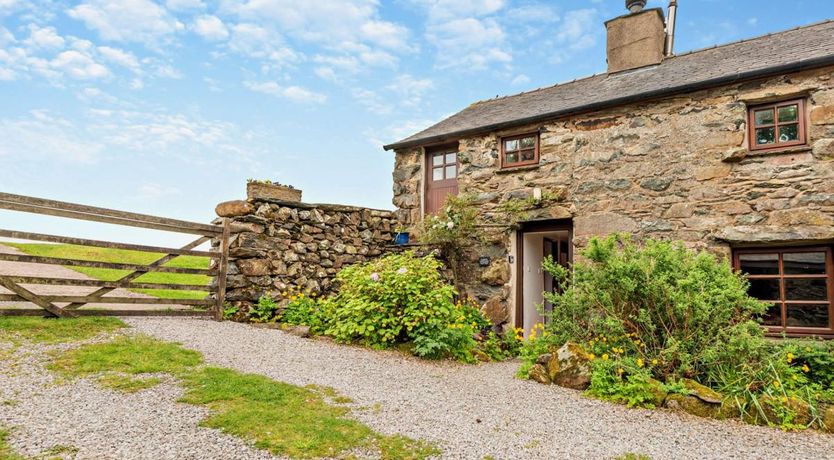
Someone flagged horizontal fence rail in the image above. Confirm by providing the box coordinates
[0,192,234,319]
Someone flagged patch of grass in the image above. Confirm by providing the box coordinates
[97,374,163,393]
[0,317,125,344]
[0,427,27,460]
[50,336,439,459]
[49,335,202,377]
[7,243,211,300]
[612,454,651,460]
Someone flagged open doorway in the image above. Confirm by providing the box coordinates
[515,219,572,335]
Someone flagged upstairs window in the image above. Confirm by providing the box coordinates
[748,98,806,151]
[734,246,833,337]
[501,133,539,168]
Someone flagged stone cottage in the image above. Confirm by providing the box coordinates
[384,4,834,338]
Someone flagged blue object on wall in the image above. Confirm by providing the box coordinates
[394,232,410,245]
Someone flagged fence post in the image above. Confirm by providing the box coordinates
[214,218,231,321]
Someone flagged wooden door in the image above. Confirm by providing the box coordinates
[425,145,459,215]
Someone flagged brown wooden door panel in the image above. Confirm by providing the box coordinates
[425,145,459,215]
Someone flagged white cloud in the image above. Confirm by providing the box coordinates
[386,74,433,106]
[359,20,412,52]
[166,0,204,10]
[227,23,300,67]
[137,182,182,199]
[192,15,229,41]
[0,110,103,163]
[510,74,530,86]
[427,17,511,69]
[244,80,326,104]
[98,46,141,73]
[0,27,14,46]
[0,0,18,16]
[24,24,65,49]
[415,0,505,22]
[68,0,184,45]
[51,50,110,80]
[352,88,390,114]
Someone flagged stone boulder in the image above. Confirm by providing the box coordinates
[744,395,811,427]
[528,364,551,385]
[663,379,738,420]
[480,260,510,286]
[480,296,509,326]
[546,342,592,390]
[216,200,255,217]
[821,404,834,433]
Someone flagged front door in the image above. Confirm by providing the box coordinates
[424,145,458,215]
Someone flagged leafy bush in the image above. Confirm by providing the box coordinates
[250,294,278,323]
[539,234,767,382]
[279,286,330,333]
[323,251,482,361]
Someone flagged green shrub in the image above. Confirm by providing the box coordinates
[279,286,329,332]
[324,251,478,361]
[539,234,767,382]
[250,294,278,323]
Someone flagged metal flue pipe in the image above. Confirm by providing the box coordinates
[665,0,678,56]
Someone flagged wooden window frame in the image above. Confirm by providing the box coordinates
[500,132,540,169]
[425,145,459,186]
[747,98,807,152]
[733,246,834,338]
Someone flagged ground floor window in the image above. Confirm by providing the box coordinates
[733,246,834,337]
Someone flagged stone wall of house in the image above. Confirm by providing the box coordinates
[392,65,834,327]
[214,194,397,310]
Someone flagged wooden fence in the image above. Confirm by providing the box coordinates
[0,192,232,319]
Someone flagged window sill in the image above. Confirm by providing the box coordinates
[724,145,811,162]
[495,163,542,174]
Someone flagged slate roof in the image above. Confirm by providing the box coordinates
[384,20,834,151]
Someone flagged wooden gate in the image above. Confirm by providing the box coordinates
[0,192,232,319]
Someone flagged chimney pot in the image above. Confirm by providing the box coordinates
[626,0,647,12]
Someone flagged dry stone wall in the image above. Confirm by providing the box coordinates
[214,194,397,309]
[392,66,834,325]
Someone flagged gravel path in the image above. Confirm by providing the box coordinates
[0,329,280,460]
[123,318,834,460]
[0,243,188,311]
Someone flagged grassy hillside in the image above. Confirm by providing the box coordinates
[6,243,211,300]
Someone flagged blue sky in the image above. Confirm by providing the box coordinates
[1,0,832,246]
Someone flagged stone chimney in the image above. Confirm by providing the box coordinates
[605,3,666,73]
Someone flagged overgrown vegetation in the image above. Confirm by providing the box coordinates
[50,334,438,459]
[7,243,211,300]
[519,234,834,430]
[0,316,125,344]
[0,427,27,460]
[246,252,517,363]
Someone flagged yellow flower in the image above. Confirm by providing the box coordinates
[616,368,624,375]
[651,359,659,366]
[791,374,798,381]
[802,364,810,373]
[589,353,596,360]
[786,352,794,363]
[782,396,789,403]
[602,353,609,361]
[773,380,781,388]
[636,358,644,368]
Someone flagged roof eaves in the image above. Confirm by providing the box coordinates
[383,53,834,151]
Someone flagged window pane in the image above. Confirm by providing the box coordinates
[432,167,443,181]
[739,253,779,275]
[432,154,443,166]
[758,303,782,326]
[748,278,781,301]
[521,149,535,161]
[785,278,829,301]
[754,109,774,126]
[505,139,518,151]
[777,104,798,123]
[520,136,536,149]
[445,152,456,164]
[786,304,829,328]
[445,165,457,179]
[784,252,827,275]
[756,127,775,145]
[778,124,799,142]
[505,152,519,164]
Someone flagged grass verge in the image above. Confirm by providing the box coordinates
[0,317,125,344]
[50,334,439,459]
[6,243,211,300]
[0,427,26,460]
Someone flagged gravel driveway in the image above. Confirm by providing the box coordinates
[122,318,834,460]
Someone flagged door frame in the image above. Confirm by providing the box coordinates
[514,219,573,329]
